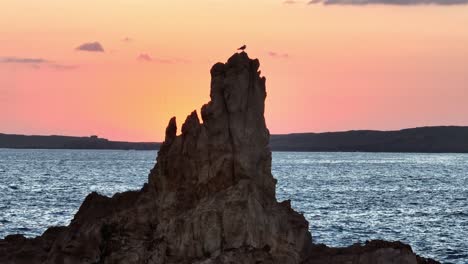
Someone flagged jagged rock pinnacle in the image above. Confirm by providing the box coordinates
[145,51,311,263]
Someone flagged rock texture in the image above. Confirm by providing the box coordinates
[0,52,439,264]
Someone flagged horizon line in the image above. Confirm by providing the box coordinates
[2,125,468,143]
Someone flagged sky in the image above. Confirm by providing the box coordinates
[1,0,467,142]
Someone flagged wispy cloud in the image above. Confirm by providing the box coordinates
[76,42,105,52]
[268,51,289,59]
[154,58,173,64]
[137,53,175,64]
[283,0,302,4]
[137,53,153,62]
[49,64,79,71]
[308,0,468,5]
[0,56,78,71]
[0,57,48,64]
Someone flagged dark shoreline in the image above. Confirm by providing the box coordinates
[2,148,468,155]
[2,125,468,153]
[0,134,160,150]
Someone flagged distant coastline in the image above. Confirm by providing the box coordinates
[2,126,468,153]
[0,134,159,150]
[271,126,468,153]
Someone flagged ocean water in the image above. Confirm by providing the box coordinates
[0,149,467,263]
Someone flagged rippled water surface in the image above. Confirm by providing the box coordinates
[0,149,467,263]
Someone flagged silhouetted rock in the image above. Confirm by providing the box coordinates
[0,52,439,264]
[304,240,438,264]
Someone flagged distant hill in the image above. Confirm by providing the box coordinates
[270,126,468,153]
[1,126,468,152]
[0,134,160,150]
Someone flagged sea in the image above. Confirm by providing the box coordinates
[0,149,467,264]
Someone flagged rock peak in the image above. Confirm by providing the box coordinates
[154,52,275,205]
[227,51,252,65]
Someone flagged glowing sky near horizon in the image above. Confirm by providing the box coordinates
[1,0,468,141]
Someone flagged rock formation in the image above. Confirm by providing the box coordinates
[0,52,439,264]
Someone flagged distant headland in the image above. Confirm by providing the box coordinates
[2,125,468,153]
[0,134,160,150]
[271,126,468,153]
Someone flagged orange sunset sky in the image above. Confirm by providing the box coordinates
[1,0,468,142]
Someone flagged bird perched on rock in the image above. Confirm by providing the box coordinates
[238,45,246,51]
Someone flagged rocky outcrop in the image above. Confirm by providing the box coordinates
[0,52,439,264]
[304,241,439,264]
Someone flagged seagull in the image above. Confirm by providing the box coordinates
[237,45,246,51]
